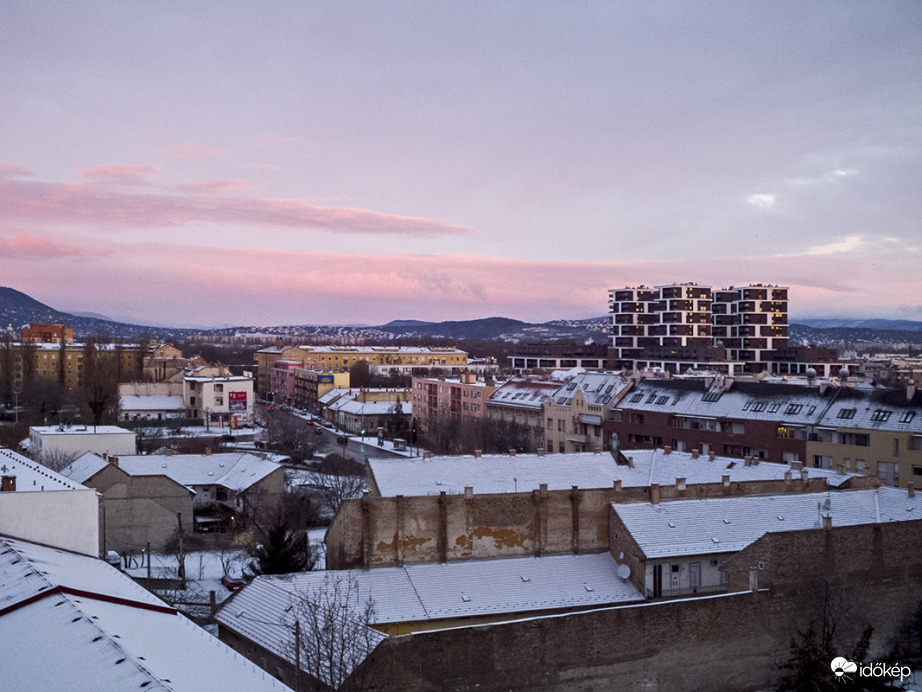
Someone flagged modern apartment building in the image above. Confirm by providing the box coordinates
[608,283,790,374]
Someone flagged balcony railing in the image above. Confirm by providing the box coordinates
[646,583,727,600]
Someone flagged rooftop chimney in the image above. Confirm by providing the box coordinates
[474,450,483,459]
[664,445,672,455]
[822,514,832,530]
[536,447,545,456]
[165,449,173,457]
[650,483,660,505]
[593,448,602,455]
[423,452,432,460]
[509,448,516,457]
[909,482,915,499]
[205,447,212,456]
[627,456,634,469]
[790,460,803,471]
[744,456,752,467]
[1,476,15,492]
[691,449,700,459]
[110,456,119,468]
[709,450,716,461]
[613,479,622,491]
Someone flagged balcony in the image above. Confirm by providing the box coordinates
[646,583,727,600]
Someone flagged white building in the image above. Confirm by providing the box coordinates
[183,372,254,427]
[0,448,100,557]
[28,424,137,463]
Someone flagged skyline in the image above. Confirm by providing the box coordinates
[2,2,921,328]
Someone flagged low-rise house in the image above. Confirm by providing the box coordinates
[119,393,185,422]
[0,535,291,692]
[63,451,285,540]
[217,552,643,690]
[610,485,920,599]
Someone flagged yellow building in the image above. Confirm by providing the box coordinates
[253,343,468,395]
[2,340,142,392]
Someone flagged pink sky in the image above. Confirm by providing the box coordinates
[1,3,920,327]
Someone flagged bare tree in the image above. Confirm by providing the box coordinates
[38,448,80,473]
[286,572,383,692]
[308,454,365,519]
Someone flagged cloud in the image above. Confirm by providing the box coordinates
[167,143,232,160]
[0,233,92,258]
[0,162,35,179]
[179,179,252,194]
[78,164,158,183]
[254,133,301,146]
[0,171,472,237]
[746,193,776,210]
[802,235,866,256]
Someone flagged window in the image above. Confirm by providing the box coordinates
[646,394,657,404]
[215,383,224,392]
[767,403,780,413]
[900,411,915,423]
[784,404,802,415]
[547,418,553,430]
[837,408,856,419]
[878,461,899,487]
[630,393,643,403]
[751,402,766,412]
[656,396,669,405]
[215,397,224,406]
[870,410,892,422]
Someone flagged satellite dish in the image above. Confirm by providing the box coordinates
[617,563,631,580]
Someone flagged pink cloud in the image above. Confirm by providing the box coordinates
[0,233,92,258]
[0,173,471,237]
[167,143,232,160]
[179,179,252,194]
[78,164,158,182]
[0,162,35,179]
[2,239,917,326]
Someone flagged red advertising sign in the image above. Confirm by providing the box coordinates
[229,391,247,411]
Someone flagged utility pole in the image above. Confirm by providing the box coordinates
[294,619,301,691]
[176,512,186,589]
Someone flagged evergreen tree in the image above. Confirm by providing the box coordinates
[245,516,312,578]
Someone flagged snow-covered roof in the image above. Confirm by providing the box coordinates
[0,448,87,491]
[548,371,632,407]
[613,486,921,559]
[329,398,411,416]
[66,452,282,492]
[119,395,185,412]
[487,377,560,410]
[59,451,110,485]
[368,448,857,497]
[183,375,252,383]
[221,553,642,651]
[29,425,135,436]
[0,536,290,691]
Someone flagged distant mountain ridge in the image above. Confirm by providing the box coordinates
[1,286,921,348]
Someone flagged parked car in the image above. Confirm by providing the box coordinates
[221,575,244,590]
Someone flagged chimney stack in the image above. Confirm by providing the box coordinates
[908,482,915,499]
[508,449,517,457]
[165,448,173,457]
[822,514,832,530]
[744,456,752,467]
[423,452,432,460]
[474,450,483,459]
[650,483,660,505]
[536,447,545,457]
[205,447,212,456]
[691,449,700,459]
[613,479,622,492]
[709,450,716,461]
[664,445,672,455]
[790,460,803,471]
[627,456,634,469]
[110,456,119,468]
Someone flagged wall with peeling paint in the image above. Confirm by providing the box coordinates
[325,475,835,570]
